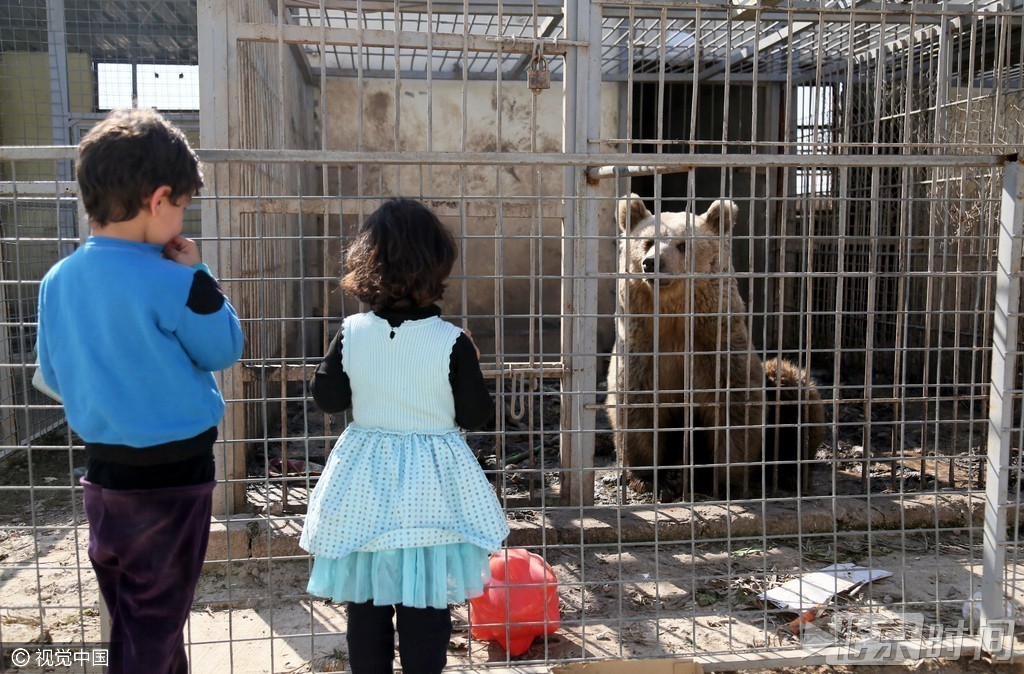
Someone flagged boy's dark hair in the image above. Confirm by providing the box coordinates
[342,198,458,310]
[77,108,204,225]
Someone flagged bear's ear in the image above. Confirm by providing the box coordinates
[703,199,739,235]
[616,193,652,233]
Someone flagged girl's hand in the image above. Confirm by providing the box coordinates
[164,236,202,267]
[463,329,481,361]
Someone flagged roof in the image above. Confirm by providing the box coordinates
[1,0,1015,85]
[0,0,197,63]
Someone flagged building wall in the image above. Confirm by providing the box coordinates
[0,50,93,323]
[0,50,93,153]
[321,77,622,358]
[0,51,93,447]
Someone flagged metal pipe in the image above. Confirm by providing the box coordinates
[980,156,1023,652]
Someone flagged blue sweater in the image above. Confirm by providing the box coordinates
[36,236,244,449]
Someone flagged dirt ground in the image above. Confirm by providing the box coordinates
[2,372,1019,673]
[3,445,1023,673]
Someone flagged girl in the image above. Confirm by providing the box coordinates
[300,198,509,674]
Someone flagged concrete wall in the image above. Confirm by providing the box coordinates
[320,77,621,359]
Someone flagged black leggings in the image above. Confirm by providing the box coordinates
[346,601,452,674]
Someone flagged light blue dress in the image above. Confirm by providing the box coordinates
[300,312,509,609]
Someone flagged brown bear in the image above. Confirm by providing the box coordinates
[762,356,826,493]
[605,194,825,500]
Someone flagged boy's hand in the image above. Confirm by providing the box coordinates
[164,236,201,267]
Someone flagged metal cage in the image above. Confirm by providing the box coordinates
[1,0,1023,670]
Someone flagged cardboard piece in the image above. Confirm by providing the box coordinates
[761,562,893,612]
[550,658,704,674]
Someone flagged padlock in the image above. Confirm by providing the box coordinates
[527,55,550,93]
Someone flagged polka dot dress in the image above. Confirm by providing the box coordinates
[300,313,509,609]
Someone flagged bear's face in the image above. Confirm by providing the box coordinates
[616,194,739,294]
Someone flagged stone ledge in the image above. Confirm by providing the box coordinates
[206,492,992,563]
[530,492,987,546]
[205,512,305,564]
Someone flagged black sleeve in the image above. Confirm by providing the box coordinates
[309,328,352,414]
[449,333,494,431]
[186,270,226,315]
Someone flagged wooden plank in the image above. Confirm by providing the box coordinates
[199,0,247,516]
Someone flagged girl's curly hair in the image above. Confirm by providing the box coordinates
[341,198,457,310]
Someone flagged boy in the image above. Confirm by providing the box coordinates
[35,108,244,674]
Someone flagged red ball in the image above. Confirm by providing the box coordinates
[469,549,560,656]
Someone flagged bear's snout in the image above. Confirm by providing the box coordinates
[641,252,665,275]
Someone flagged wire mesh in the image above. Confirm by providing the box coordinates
[1,0,1023,671]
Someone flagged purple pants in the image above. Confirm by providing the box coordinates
[81,479,215,674]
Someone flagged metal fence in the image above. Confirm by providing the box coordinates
[1,0,1023,671]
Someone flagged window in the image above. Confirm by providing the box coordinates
[795,84,836,199]
[96,63,200,111]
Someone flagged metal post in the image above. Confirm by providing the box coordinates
[560,0,580,505]
[45,0,75,256]
[576,0,602,507]
[560,0,600,507]
[47,0,106,640]
[981,156,1023,652]
[0,242,15,471]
